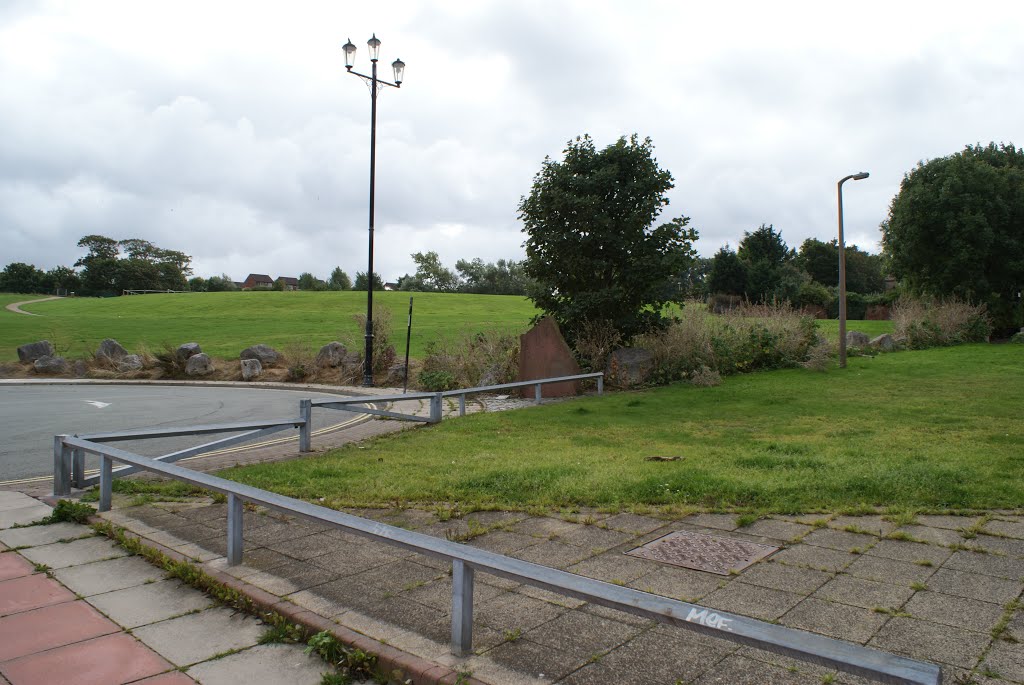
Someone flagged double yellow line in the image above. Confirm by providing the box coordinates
[0,412,370,487]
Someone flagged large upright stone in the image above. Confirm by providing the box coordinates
[240,358,262,381]
[516,317,581,398]
[607,347,654,388]
[17,340,54,363]
[315,342,347,368]
[186,353,214,376]
[240,344,279,367]
[176,342,202,362]
[96,339,128,363]
[34,356,67,374]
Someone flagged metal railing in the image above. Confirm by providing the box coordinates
[440,372,604,417]
[52,435,940,685]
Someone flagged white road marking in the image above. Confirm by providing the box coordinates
[84,401,111,408]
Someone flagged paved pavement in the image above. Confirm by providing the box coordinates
[0,490,366,685]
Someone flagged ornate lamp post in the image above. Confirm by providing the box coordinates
[343,35,405,386]
[837,171,869,368]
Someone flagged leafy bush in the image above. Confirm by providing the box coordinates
[892,297,992,349]
[636,301,819,384]
[796,281,831,309]
[571,318,622,372]
[689,365,721,387]
[417,330,518,389]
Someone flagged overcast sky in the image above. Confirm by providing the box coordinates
[2,1,1022,282]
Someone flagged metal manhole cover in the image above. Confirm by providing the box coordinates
[626,530,778,575]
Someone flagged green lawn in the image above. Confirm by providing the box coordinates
[0,291,539,361]
[2,291,889,362]
[222,344,1024,513]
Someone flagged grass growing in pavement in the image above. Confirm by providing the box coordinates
[0,290,539,361]
[222,344,1023,513]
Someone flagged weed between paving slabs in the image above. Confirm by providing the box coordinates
[95,493,1024,685]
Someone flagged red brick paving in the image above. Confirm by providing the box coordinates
[0,554,32,582]
[0,600,120,661]
[0,633,173,685]
[0,575,75,616]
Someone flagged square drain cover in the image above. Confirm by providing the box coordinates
[626,530,778,575]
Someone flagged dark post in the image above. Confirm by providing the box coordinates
[837,172,869,369]
[364,58,378,387]
[404,296,413,393]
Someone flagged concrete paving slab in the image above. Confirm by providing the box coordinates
[468,530,542,555]
[565,552,654,584]
[261,531,339,560]
[903,591,1005,633]
[800,527,879,551]
[779,597,888,644]
[0,492,37,512]
[0,554,33,582]
[630,565,723,602]
[702,581,803,621]
[690,653,823,684]
[844,554,936,586]
[476,591,569,632]
[868,615,990,669]
[600,513,668,535]
[53,554,164,596]
[926,567,1024,604]
[828,515,897,536]
[242,562,337,596]
[979,639,1024,682]
[740,518,811,542]
[916,514,981,531]
[770,544,858,573]
[18,535,127,570]
[897,525,968,547]
[0,599,119,661]
[526,608,643,655]
[0,504,52,529]
[863,538,952,566]
[483,637,590,682]
[984,519,1024,539]
[185,643,328,685]
[87,579,213,628]
[0,522,93,549]
[0,574,75,616]
[133,606,265,667]
[944,549,1024,579]
[682,513,740,531]
[0,632,173,685]
[812,574,915,610]
[969,533,1024,557]
[737,560,832,594]
[512,540,595,568]
[130,671,198,684]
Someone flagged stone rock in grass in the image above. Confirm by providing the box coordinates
[176,342,202,362]
[870,334,896,352]
[607,347,654,388]
[186,353,214,376]
[315,342,346,368]
[17,340,54,363]
[117,354,144,372]
[845,330,870,348]
[241,358,262,381]
[240,344,280,367]
[34,355,67,374]
[386,362,407,386]
[96,338,128,363]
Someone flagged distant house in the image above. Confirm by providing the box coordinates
[242,274,274,290]
[277,276,299,291]
[384,282,399,291]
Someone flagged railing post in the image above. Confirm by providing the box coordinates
[227,493,244,566]
[72,448,86,489]
[299,399,312,453]
[429,393,443,424]
[52,435,71,496]
[534,383,542,405]
[458,394,466,417]
[451,559,475,656]
[99,456,112,512]
[597,374,604,395]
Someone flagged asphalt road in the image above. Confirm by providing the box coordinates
[0,384,364,483]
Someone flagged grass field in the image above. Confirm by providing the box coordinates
[0,291,539,361]
[222,344,1023,513]
[1,291,891,362]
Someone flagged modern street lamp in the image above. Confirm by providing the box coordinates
[837,171,869,369]
[342,34,405,386]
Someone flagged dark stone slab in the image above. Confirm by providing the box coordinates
[516,317,582,398]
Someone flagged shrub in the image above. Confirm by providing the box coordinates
[796,281,831,309]
[417,330,519,389]
[572,318,622,372]
[283,342,315,381]
[689,365,721,387]
[891,297,992,349]
[346,305,396,378]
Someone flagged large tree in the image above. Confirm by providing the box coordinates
[518,134,698,341]
[353,271,385,291]
[736,224,803,303]
[410,251,460,292]
[882,142,1024,331]
[797,238,884,294]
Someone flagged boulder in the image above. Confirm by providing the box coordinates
[33,355,67,374]
[17,340,54,363]
[241,358,262,381]
[96,338,128,363]
[315,342,347,368]
[386,362,407,386]
[176,342,202,362]
[607,347,655,388]
[72,360,89,377]
[240,344,280,366]
[117,354,144,372]
[845,330,871,347]
[516,317,581,398]
[870,334,897,352]
[185,353,214,376]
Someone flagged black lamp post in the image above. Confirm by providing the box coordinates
[837,171,869,368]
[343,35,405,386]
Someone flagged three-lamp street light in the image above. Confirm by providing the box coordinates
[342,34,405,386]
[837,171,869,368]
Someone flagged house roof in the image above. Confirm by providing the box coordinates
[277,276,299,285]
[245,273,273,283]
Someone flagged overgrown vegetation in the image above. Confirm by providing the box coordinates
[892,297,992,348]
[418,330,519,390]
[28,499,95,525]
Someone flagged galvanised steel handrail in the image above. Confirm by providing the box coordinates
[440,372,604,417]
[54,435,941,685]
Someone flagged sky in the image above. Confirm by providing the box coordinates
[2,1,1023,282]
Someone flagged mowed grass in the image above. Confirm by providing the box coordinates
[0,291,539,361]
[222,344,1023,512]
[2,290,889,362]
